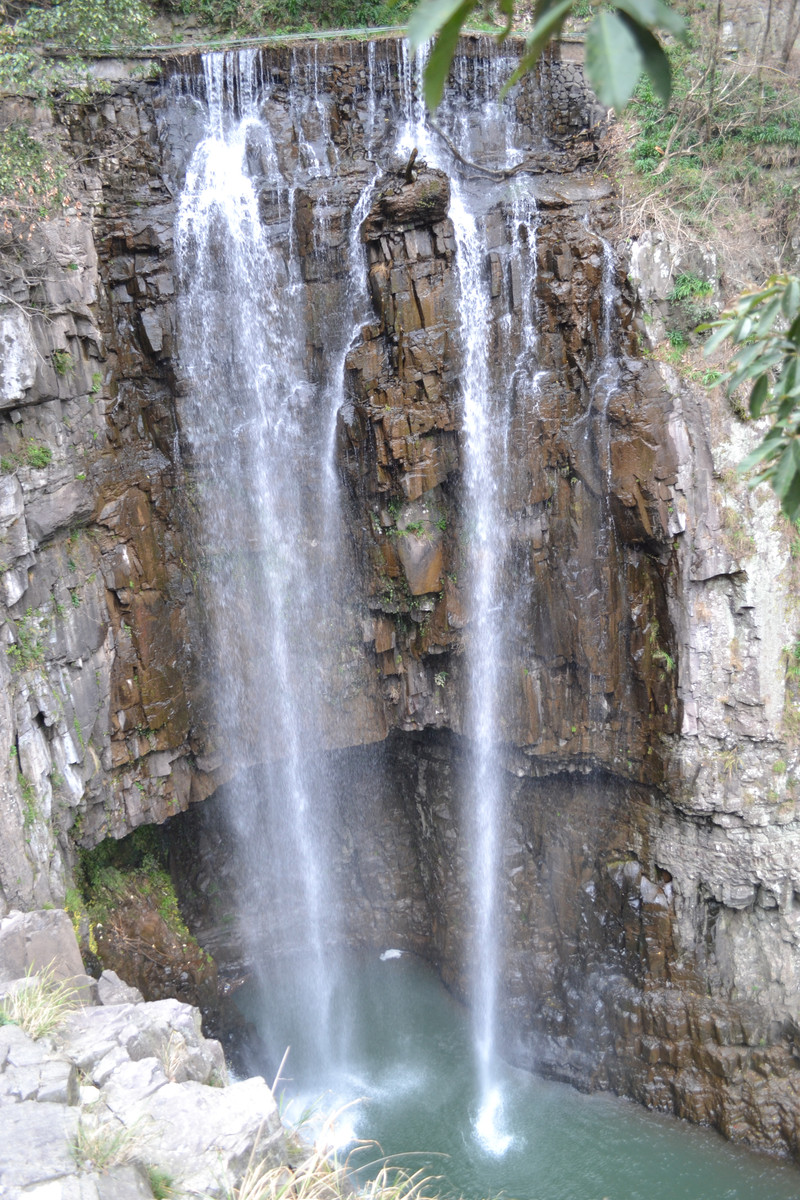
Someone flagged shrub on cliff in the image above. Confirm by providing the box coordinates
[0,0,152,93]
[704,274,800,522]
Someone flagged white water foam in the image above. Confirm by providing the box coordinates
[475,1085,514,1156]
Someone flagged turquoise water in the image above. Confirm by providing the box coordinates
[236,951,800,1200]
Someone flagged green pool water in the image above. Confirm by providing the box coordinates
[235,951,800,1200]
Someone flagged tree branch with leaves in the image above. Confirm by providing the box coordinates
[704,277,800,522]
[408,0,686,112]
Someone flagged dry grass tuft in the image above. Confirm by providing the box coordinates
[0,964,79,1039]
[230,1108,443,1200]
[72,1115,150,1173]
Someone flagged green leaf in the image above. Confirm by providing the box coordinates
[738,316,755,342]
[776,357,800,401]
[781,277,800,319]
[620,14,672,103]
[423,2,474,110]
[727,340,776,390]
[408,0,475,51]
[497,0,514,40]
[739,431,784,474]
[781,467,800,522]
[585,11,644,109]
[613,0,686,37]
[749,374,769,419]
[502,0,574,94]
[733,350,784,393]
[773,443,799,499]
[778,395,798,422]
[703,320,738,356]
[737,283,782,313]
[754,294,783,337]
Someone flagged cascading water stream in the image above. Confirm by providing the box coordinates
[175,31,541,1130]
[174,48,360,1071]
[450,193,512,1155]
[593,232,621,487]
[321,176,378,523]
[394,41,539,1152]
[600,235,617,353]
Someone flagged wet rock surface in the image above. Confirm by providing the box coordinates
[171,728,800,1159]
[346,166,681,770]
[387,736,800,1159]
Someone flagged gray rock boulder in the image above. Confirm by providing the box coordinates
[0,1024,78,1106]
[109,1075,285,1198]
[0,1100,80,1192]
[0,912,287,1198]
[0,911,85,988]
[96,971,143,1007]
[0,310,37,409]
[58,997,226,1087]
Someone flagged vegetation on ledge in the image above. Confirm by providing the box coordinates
[616,9,800,262]
[607,5,800,517]
[68,825,218,1007]
[0,0,417,88]
[160,0,417,37]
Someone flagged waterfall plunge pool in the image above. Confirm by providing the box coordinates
[234,951,800,1200]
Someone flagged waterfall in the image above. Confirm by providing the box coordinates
[145,40,800,1189]
[170,33,544,1115]
[600,235,617,354]
[450,191,512,1154]
[173,48,365,1072]
[391,41,540,1151]
[593,231,621,486]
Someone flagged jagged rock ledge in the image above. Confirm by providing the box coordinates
[0,910,285,1198]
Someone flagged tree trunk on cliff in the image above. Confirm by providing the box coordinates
[781,0,800,64]
[704,0,724,142]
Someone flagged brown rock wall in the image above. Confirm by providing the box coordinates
[344,164,680,779]
[0,84,217,908]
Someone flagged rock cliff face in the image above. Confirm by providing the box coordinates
[0,85,209,913]
[1,34,799,1158]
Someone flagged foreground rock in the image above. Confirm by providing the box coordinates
[0,911,285,1198]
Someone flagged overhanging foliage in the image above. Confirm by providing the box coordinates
[408,0,686,111]
[704,276,800,521]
